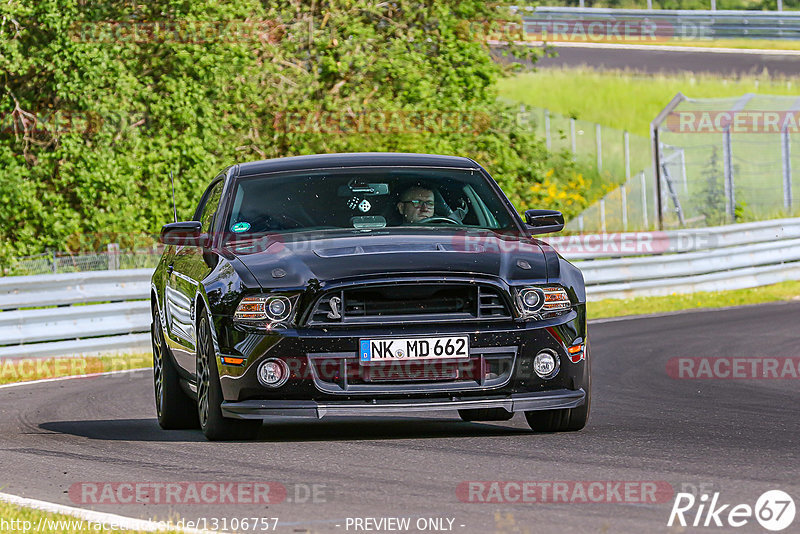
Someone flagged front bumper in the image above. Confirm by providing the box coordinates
[221,388,586,419]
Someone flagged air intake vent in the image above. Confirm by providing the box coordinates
[307,283,511,325]
[478,287,510,318]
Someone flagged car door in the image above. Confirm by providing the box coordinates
[164,178,225,373]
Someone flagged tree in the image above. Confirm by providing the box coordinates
[0,0,581,262]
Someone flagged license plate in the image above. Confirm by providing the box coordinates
[359,336,469,362]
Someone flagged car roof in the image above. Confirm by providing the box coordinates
[236,152,479,177]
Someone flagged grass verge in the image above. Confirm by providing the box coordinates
[497,67,800,137]
[535,38,800,51]
[0,353,150,386]
[0,500,180,533]
[587,280,800,320]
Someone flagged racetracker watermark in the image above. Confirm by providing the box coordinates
[0,356,142,382]
[0,110,116,137]
[665,111,800,134]
[666,357,800,379]
[69,482,330,505]
[225,229,720,258]
[522,19,669,42]
[1,108,528,138]
[456,481,674,504]
[668,490,795,531]
[70,20,284,44]
[270,110,493,135]
[247,358,514,383]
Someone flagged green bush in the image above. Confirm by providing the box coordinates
[1,0,586,265]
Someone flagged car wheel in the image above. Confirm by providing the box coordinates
[524,388,590,432]
[196,315,261,441]
[458,408,514,422]
[152,308,198,429]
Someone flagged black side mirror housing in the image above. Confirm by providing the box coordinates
[160,221,208,247]
[524,209,565,235]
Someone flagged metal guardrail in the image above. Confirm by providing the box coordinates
[569,218,800,298]
[0,270,153,359]
[1,219,799,357]
[0,269,152,309]
[521,7,800,41]
[557,218,800,260]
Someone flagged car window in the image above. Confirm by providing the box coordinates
[198,181,224,234]
[224,167,516,239]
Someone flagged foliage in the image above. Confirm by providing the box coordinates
[0,0,589,264]
[697,147,727,225]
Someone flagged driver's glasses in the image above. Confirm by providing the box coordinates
[404,200,434,209]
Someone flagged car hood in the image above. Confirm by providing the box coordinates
[225,229,549,290]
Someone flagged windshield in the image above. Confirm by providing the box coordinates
[223,167,516,239]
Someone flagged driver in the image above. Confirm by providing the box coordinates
[397,185,435,223]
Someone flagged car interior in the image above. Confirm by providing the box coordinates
[226,169,509,236]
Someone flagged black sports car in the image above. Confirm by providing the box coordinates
[151,153,589,440]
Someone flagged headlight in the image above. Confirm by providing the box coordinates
[234,295,293,322]
[517,288,545,314]
[515,286,571,318]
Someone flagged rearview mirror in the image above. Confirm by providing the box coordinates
[160,221,208,246]
[524,209,564,235]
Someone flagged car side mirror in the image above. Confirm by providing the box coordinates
[160,221,208,247]
[524,209,564,235]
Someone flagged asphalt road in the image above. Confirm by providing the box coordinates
[1,302,798,533]
[531,45,800,76]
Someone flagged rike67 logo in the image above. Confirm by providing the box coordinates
[668,490,795,531]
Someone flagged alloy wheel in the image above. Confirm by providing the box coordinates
[197,321,211,428]
[152,316,164,417]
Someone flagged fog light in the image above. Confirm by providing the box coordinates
[533,350,560,379]
[257,358,289,387]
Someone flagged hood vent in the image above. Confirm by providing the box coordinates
[314,242,484,258]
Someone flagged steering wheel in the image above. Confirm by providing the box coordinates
[412,216,461,225]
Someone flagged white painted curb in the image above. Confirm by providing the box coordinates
[0,367,150,391]
[0,491,216,533]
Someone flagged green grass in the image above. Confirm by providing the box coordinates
[497,67,800,137]
[0,500,181,533]
[0,353,150,386]
[644,38,800,50]
[587,280,800,320]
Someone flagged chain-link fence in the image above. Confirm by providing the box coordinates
[523,106,650,192]
[565,167,660,232]
[567,93,800,232]
[655,94,800,229]
[519,106,656,233]
[2,245,162,276]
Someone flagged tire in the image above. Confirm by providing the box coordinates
[196,315,261,441]
[524,388,590,432]
[458,408,514,422]
[152,308,198,429]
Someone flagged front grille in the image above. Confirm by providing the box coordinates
[306,283,511,325]
[307,346,517,394]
